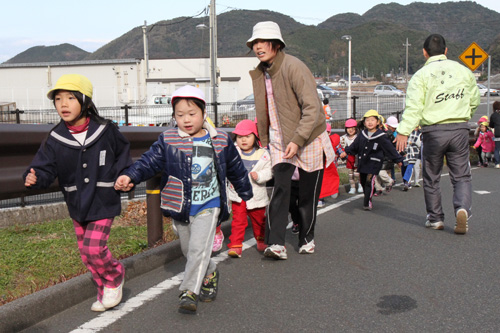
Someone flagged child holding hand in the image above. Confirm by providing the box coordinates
[474,121,495,167]
[340,110,403,210]
[24,74,131,312]
[227,119,272,257]
[115,85,252,314]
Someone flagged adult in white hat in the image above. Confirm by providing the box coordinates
[247,21,335,259]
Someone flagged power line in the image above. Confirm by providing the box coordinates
[148,8,208,33]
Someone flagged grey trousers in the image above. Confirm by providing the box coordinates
[174,208,219,295]
[421,126,472,223]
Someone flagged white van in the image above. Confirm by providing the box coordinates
[149,94,171,105]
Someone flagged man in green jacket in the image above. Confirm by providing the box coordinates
[396,34,480,235]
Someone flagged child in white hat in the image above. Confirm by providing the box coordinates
[115,85,253,314]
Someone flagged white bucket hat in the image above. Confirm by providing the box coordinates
[246,21,286,49]
[171,85,206,105]
[386,116,399,128]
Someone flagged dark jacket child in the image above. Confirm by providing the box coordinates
[114,85,252,314]
[341,110,403,210]
[23,74,131,312]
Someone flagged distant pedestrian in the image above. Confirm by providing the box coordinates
[473,115,488,166]
[395,34,480,234]
[23,74,132,312]
[340,118,362,194]
[114,85,252,314]
[473,121,494,167]
[247,21,335,258]
[487,101,500,168]
[340,110,403,210]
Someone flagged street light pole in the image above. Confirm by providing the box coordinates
[142,20,149,79]
[342,35,352,118]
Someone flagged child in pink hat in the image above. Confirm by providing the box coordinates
[226,119,273,257]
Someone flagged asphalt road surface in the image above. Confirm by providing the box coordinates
[22,166,500,333]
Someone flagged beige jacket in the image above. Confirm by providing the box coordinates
[250,51,326,148]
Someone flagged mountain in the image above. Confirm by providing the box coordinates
[4,44,89,64]
[3,2,500,76]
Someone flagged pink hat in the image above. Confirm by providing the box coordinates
[233,119,259,138]
[345,118,357,128]
[171,85,206,105]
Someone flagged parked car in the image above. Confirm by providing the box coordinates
[233,94,255,111]
[150,94,171,105]
[317,85,340,99]
[477,84,499,96]
[373,85,404,97]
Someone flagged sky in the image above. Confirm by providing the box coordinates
[1,0,499,63]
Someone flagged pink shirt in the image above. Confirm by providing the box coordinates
[474,130,494,153]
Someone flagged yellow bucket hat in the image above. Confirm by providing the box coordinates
[363,109,382,120]
[480,121,489,127]
[47,74,93,100]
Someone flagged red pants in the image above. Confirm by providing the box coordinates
[73,218,124,302]
[228,201,266,248]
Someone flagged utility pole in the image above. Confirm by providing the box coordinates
[142,20,149,79]
[209,0,219,126]
[403,38,411,83]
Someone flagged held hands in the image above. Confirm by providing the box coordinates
[283,142,299,159]
[114,175,135,192]
[25,168,37,187]
[340,152,347,159]
[249,171,259,181]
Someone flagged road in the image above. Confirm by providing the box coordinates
[21,165,500,333]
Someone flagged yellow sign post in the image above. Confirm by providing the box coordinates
[459,42,489,72]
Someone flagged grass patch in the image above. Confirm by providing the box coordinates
[0,201,177,306]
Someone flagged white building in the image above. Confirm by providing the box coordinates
[0,57,257,110]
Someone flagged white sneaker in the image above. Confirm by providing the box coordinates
[495,164,500,169]
[264,244,287,260]
[357,184,363,193]
[331,193,338,199]
[102,277,124,309]
[348,188,356,195]
[299,240,315,254]
[91,300,106,312]
[425,220,444,230]
[454,209,468,234]
[317,200,325,208]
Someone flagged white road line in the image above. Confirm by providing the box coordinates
[71,169,464,332]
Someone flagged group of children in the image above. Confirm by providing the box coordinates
[24,73,454,316]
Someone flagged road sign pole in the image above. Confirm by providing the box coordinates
[487,56,491,118]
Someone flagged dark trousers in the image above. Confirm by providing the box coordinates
[359,173,375,207]
[266,163,323,247]
[422,127,472,222]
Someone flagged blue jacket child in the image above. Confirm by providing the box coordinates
[114,85,252,314]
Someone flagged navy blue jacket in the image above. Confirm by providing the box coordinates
[23,117,132,223]
[123,123,253,224]
[345,129,404,175]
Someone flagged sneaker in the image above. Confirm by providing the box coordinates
[403,180,409,191]
[331,193,338,199]
[179,290,198,313]
[477,162,482,167]
[495,164,500,169]
[348,187,356,195]
[199,269,219,302]
[374,190,383,197]
[425,220,444,230]
[363,200,373,211]
[413,182,421,187]
[264,244,287,260]
[299,240,315,254]
[212,230,224,252]
[256,241,267,252]
[454,209,468,235]
[317,200,325,208]
[483,163,489,168]
[91,300,106,312]
[228,247,242,258]
[357,184,364,193]
[386,180,394,193]
[291,223,299,234]
[102,276,124,309]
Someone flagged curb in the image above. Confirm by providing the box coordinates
[0,238,183,332]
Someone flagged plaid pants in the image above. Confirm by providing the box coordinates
[73,218,124,302]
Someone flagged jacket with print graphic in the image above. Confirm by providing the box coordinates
[122,121,253,224]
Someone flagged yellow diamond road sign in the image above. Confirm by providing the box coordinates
[459,42,489,72]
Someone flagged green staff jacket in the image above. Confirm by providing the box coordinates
[398,54,480,136]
